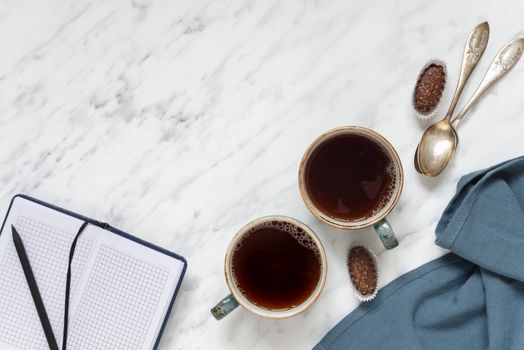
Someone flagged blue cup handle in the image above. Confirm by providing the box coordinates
[373,218,399,250]
[211,293,239,320]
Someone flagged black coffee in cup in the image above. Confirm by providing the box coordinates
[304,133,396,221]
[231,220,322,310]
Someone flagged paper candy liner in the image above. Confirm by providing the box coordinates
[346,243,379,302]
[412,58,448,120]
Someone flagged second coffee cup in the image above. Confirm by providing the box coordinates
[211,216,327,320]
[299,126,404,250]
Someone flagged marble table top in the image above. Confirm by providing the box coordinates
[1,0,524,349]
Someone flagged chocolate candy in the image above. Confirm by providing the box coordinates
[414,63,446,113]
[347,246,377,296]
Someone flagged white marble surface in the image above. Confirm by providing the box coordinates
[1,0,524,349]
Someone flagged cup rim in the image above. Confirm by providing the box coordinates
[298,125,404,230]
[224,215,328,319]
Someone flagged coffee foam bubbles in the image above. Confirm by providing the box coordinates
[348,132,398,219]
[234,220,322,262]
[370,151,398,218]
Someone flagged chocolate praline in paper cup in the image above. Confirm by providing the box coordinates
[412,58,448,120]
[346,243,379,302]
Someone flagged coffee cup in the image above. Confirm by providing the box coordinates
[211,216,327,320]
[299,126,403,250]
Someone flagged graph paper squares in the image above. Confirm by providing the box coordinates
[0,216,92,350]
[67,245,169,350]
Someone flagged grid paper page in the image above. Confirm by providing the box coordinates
[0,216,93,350]
[68,245,169,350]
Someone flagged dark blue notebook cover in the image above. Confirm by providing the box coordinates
[0,194,187,350]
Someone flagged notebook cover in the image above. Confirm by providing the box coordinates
[0,194,187,350]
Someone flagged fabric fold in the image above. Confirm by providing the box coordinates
[435,155,524,282]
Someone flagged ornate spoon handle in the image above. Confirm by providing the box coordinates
[444,22,490,121]
[452,38,524,128]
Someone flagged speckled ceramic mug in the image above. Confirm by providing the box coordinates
[210,216,327,320]
[299,126,404,250]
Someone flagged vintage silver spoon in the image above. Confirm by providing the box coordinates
[414,22,490,174]
[417,37,524,176]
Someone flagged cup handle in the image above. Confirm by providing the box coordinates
[373,218,399,250]
[211,294,239,320]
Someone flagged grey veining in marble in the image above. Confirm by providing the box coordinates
[1,0,524,349]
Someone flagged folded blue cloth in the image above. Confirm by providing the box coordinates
[315,156,524,350]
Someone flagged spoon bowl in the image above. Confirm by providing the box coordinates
[417,120,458,176]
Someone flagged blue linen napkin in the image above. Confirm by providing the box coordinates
[315,156,524,350]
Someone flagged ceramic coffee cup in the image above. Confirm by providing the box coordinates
[299,126,404,250]
[210,216,327,320]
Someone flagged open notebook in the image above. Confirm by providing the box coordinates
[0,195,187,350]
